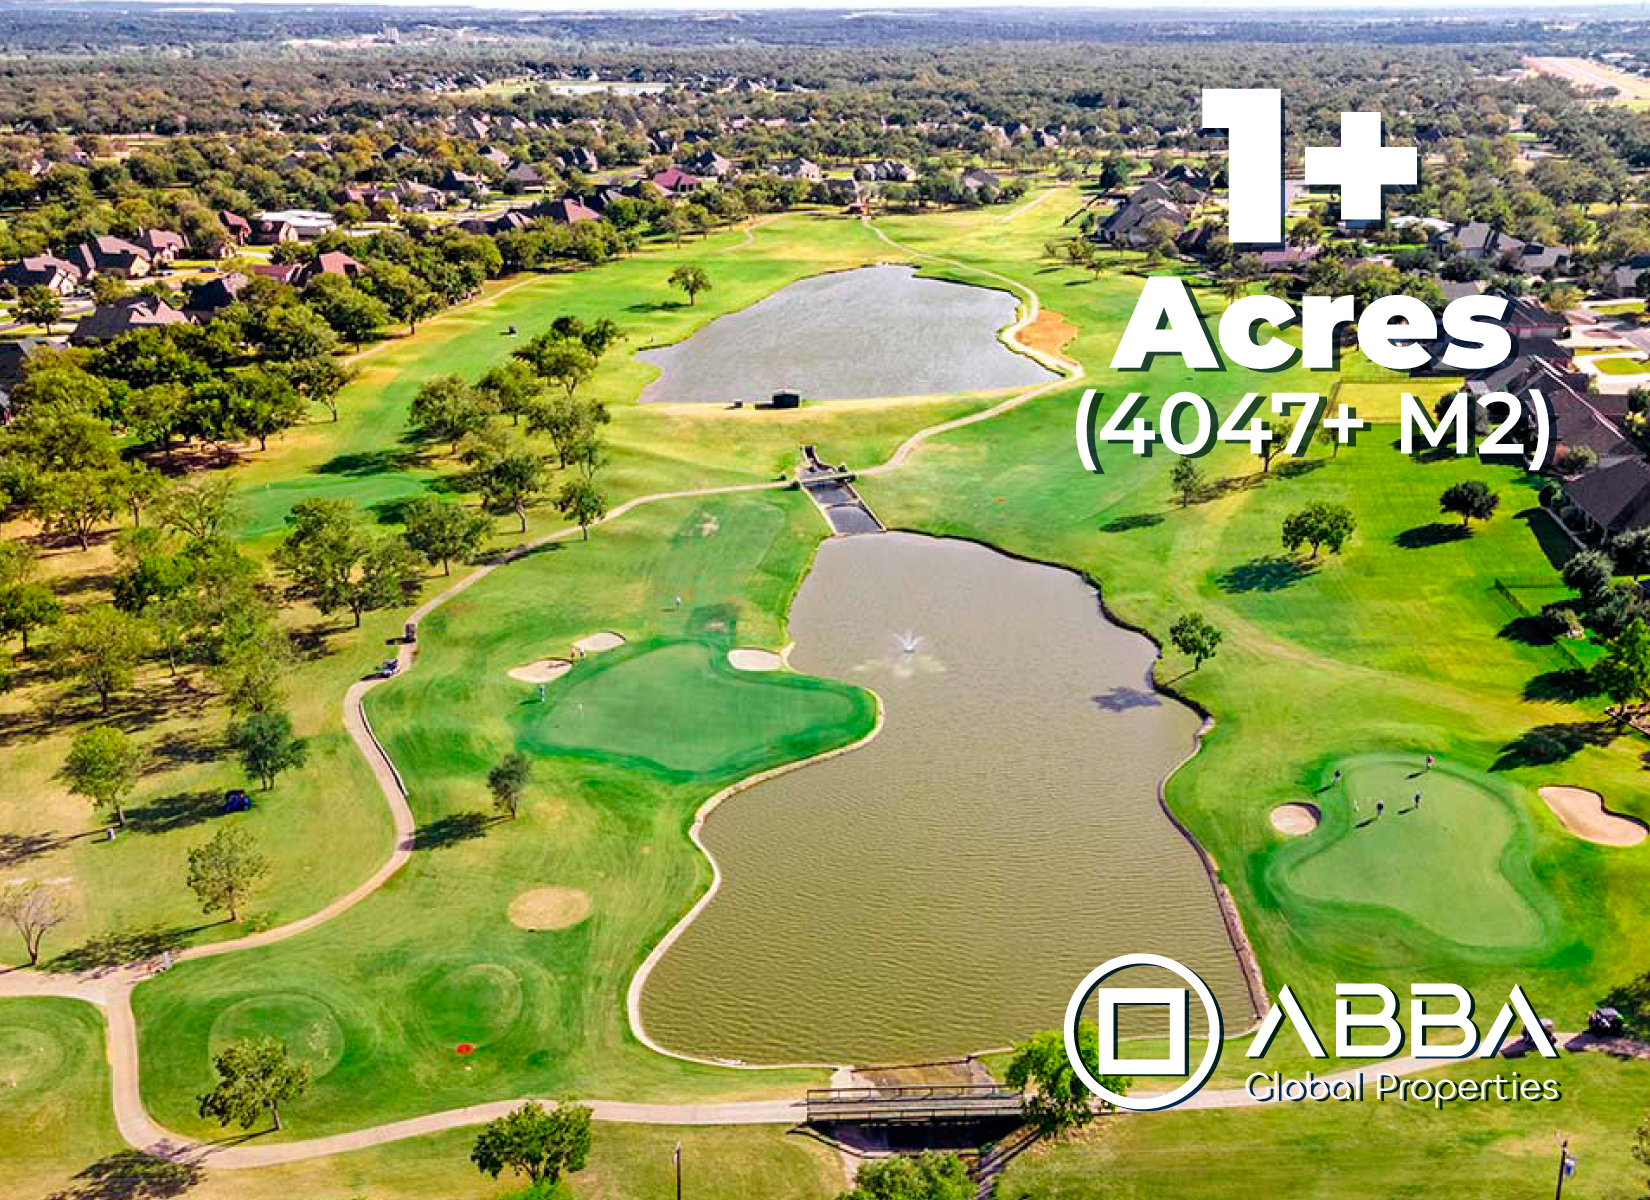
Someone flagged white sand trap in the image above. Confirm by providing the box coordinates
[1270,803,1320,836]
[1538,786,1648,847]
[508,887,592,931]
[572,631,626,655]
[507,658,572,684]
[728,647,783,671]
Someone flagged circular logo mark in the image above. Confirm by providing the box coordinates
[1063,952,1224,1112]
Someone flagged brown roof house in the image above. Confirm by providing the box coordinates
[71,295,187,345]
[65,236,151,280]
[1,254,82,295]
[135,229,187,264]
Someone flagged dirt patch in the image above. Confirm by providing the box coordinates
[507,658,572,684]
[1018,309,1078,363]
[1525,56,1650,101]
[1538,786,1648,847]
[572,631,625,656]
[1270,803,1320,836]
[507,887,592,931]
[728,647,783,672]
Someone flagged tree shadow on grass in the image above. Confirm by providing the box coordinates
[626,300,686,313]
[1492,720,1619,771]
[49,1150,203,1200]
[413,810,499,851]
[313,448,425,478]
[1099,512,1164,533]
[1499,613,1559,647]
[0,830,63,867]
[1523,668,1600,704]
[125,791,224,836]
[1274,458,1328,480]
[146,729,222,770]
[1216,555,1316,593]
[1395,522,1471,550]
[47,924,209,976]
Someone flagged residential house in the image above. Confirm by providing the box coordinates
[1433,222,1570,275]
[1097,189,1189,247]
[540,198,600,225]
[504,163,546,190]
[682,149,734,178]
[772,157,823,182]
[310,251,364,280]
[1604,254,1650,298]
[0,337,52,419]
[960,167,1002,195]
[134,229,187,264]
[1562,458,1650,539]
[184,272,250,320]
[648,167,702,196]
[250,262,307,286]
[0,254,81,295]
[854,160,916,184]
[65,236,151,280]
[255,210,335,242]
[438,168,486,195]
[70,295,188,345]
[219,211,254,245]
[558,146,600,174]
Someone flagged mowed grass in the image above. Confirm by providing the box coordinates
[0,1000,841,1200]
[856,196,1650,1028]
[1001,1053,1650,1200]
[132,489,858,1138]
[517,636,874,782]
[1276,754,1556,951]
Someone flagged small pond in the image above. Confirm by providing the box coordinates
[636,265,1055,404]
[638,533,1248,1064]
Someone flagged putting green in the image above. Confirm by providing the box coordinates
[513,635,874,783]
[0,1022,67,1100]
[413,961,525,1050]
[1271,755,1554,951]
[210,994,348,1079]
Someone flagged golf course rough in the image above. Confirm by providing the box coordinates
[512,635,875,785]
[1266,754,1562,953]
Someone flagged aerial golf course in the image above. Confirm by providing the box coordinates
[6,186,1650,1198]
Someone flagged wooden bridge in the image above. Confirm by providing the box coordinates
[804,1083,1025,1126]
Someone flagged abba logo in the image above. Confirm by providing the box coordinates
[1064,954,1559,1112]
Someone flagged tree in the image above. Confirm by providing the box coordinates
[186,826,269,922]
[157,476,237,542]
[488,751,530,819]
[1005,1025,1128,1135]
[15,284,62,333]
[402,495,489,575]
[61,725,145,827]
[274,355,354,423]
[471,1101,592,1187]
[410,375,491,454]
[839,1153,973,1200]
[0,581,61,654]
[516,335,597,401]
[1281,502,1356,559]
[36,468,121,549]
[1169,612,1223,670]
[1439,480,1500,528]
[527,395,610,468]
[471,446,547,533]
[1168,458,1206,507]
[668,264,711,305]
[1614,528,1650,582]
[1594,617,1650,722]
[196,1037,309,1132]
[1563,548,1617,610]
[476,359,543,427]
[303,274,388,348]
[0,882,68,966]
[555,478,607,540]
[227,709,308,791]
[53,604,151,712]
[277,499,418,627]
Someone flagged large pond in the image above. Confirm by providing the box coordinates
[635,265,1055,404]
[638,533,1248,1064]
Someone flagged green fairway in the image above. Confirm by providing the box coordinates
[130,488,861,1138]
[1274,754,1556,952]
[517,636,874,782]
[1001,1053,1650,1200]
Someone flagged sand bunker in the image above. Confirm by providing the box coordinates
[728,647,783,671]
[1538,786,1648,847]
[508,887,592,931]
[1270,803,1320,836]
[573,631,626,656]
[507,658,572,684]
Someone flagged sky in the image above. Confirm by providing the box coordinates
[161,0,1650,9]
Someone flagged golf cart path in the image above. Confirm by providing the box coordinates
[0,217,1331,1170]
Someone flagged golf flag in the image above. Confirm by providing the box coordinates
[1564,1152,1577,1178]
